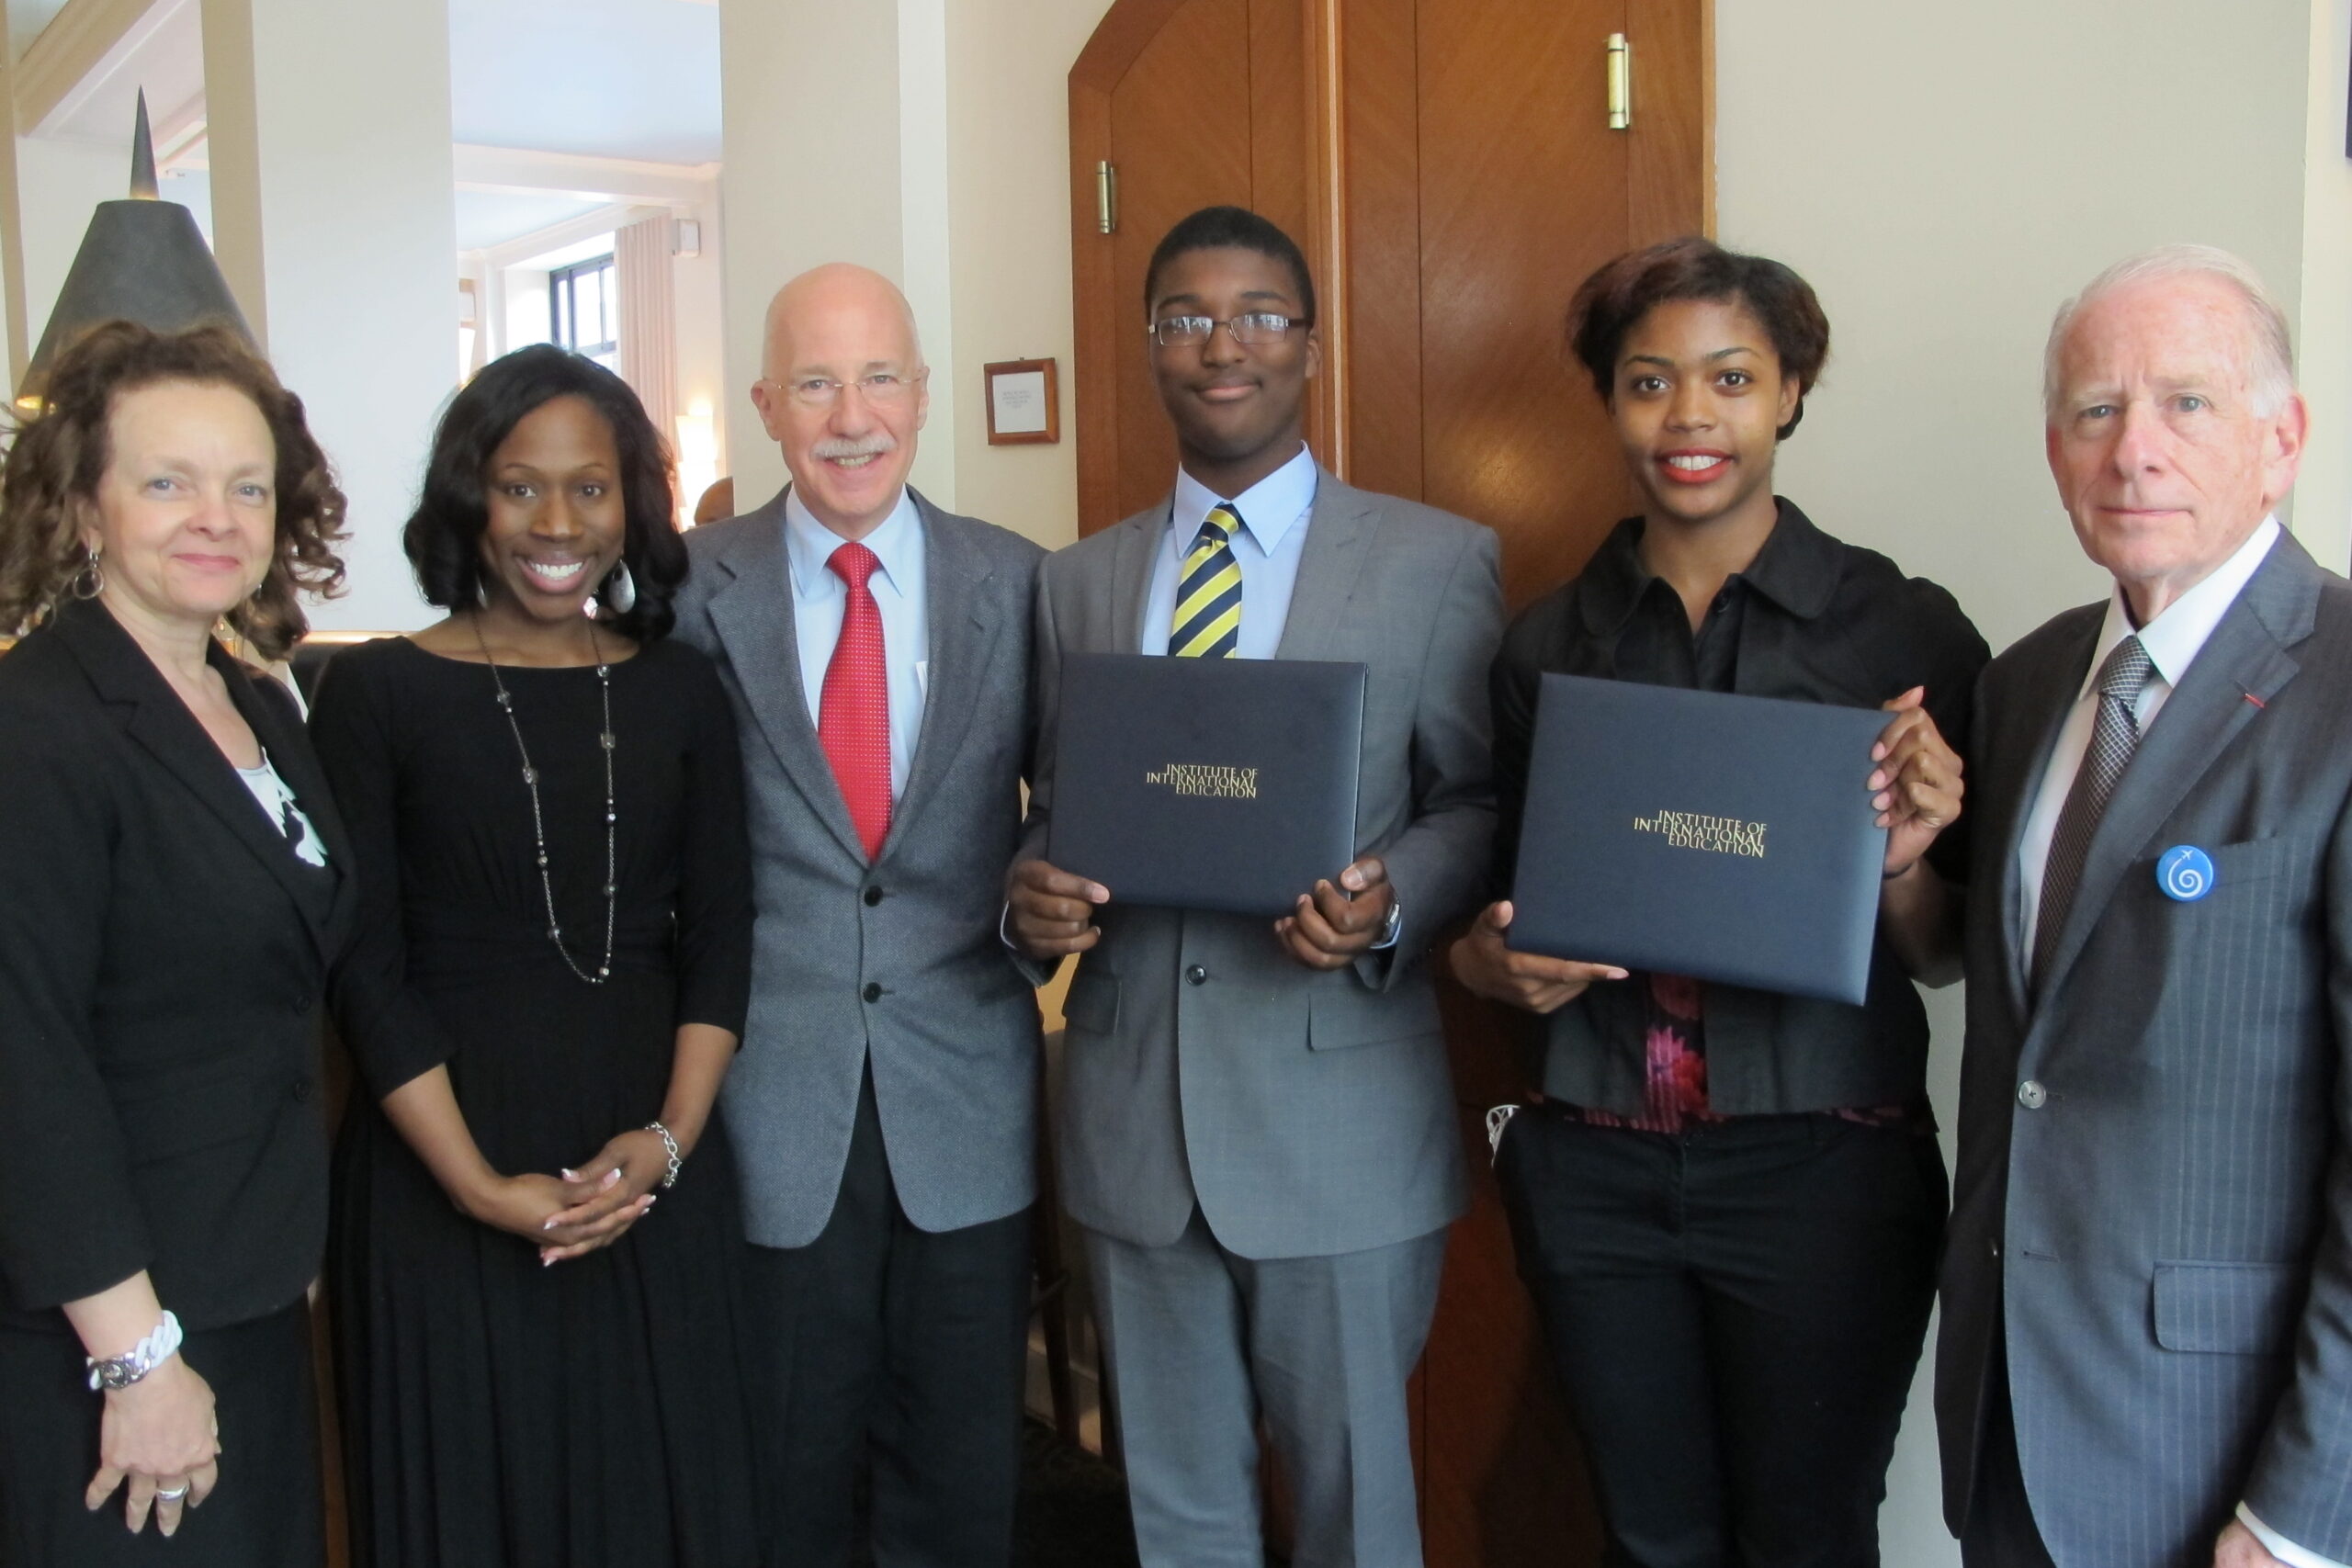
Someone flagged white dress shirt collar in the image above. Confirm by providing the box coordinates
[1170,443,1317,553]
[783,485,922,602]
[2081,515,2280,699]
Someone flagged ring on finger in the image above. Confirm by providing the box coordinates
[155,1483,190,1502]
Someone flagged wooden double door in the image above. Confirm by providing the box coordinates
[1069,2,1710,1563]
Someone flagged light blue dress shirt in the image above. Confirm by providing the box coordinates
[1139,444,1318,658]
[784,486,929,799]
[1134,445,1394,945]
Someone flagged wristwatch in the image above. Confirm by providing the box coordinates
[86,1311,183,1392]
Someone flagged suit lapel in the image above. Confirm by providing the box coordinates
[1996,616,2100,1016]
[705,490,867,863]
[223,651,351,948]
[887,493,1001,852]
[1110,502,1163,654]
[1272,471,1375,662]
[56,602,339,955]
[2035,537,2318,1004]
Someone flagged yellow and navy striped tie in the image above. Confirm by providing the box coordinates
[1170,504,1244,659]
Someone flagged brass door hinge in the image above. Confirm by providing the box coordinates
[1096,161,1119,234]
[1606,33,1631,130]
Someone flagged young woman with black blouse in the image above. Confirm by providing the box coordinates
[1451,239,1987,1568]
[312,347,760,1567]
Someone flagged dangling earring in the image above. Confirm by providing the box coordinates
[600,559,637,615]
[70,543,105,600]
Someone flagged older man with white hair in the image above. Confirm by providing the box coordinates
[672,264,1046,1568]
[1936,243,2352,1568]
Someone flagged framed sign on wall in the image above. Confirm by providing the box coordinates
[984,357,1058,445]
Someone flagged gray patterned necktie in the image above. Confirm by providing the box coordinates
[2033,635,2155,988]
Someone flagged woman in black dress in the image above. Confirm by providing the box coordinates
[313,345,760,1567]
[0,321,353,1565]
[1451,239,1988,1567]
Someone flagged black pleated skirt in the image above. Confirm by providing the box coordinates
[327,964,763,1568]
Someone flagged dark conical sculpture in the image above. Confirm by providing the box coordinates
[17,89,256,408]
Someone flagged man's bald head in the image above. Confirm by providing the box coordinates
[750,263,932,539]
[760,264,923,383]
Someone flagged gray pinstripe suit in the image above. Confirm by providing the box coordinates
[1939,529,2352,1566]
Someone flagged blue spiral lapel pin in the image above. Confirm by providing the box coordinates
[2157,845,2215,902]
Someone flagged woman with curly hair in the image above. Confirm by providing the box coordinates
[0,320,354,1566]
[311,344,761,1566]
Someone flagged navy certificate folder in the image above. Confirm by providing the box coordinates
[1507,674,1890,1006]
[1050,653,1366,918]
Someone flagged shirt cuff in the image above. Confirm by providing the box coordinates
[1370,899,1404,951]
[999,904,1055,988]
[2242,1504,2351,1568]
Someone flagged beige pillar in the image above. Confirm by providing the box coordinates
[202,0,457,630]
[716,0,959,509]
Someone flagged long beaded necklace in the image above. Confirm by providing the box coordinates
[474,615,617,985]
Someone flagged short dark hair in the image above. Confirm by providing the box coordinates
[0,320,346,659]
[403,345,685,641]
[1566,237,1831,439]
[1143,206,1317,326]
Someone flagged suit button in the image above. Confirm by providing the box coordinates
[864,886,883,907]
[291,1077,314,1103]
[863,982,883,1003]
[1185,964,1208,987]
[2017,1079,2047,1110]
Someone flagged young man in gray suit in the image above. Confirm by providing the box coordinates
[1008,207,1501,1568]
[672,264,1046,1568]
[1934,247,2352,1568]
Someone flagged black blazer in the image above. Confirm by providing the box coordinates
[0,598,356,1331]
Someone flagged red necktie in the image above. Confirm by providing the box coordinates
[819,541,892,860]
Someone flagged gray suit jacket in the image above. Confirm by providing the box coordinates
[674,487,1046,1247]
[1021,472,1501,1259]
[1939,530,2352,1566]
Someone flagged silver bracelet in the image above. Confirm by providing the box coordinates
[644,1122,683,1190]
[86,1310,182,1392]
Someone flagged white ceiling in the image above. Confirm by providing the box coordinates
[448,0,722,164]
[14,0,719,254]
[30,0,722,164]
[455,188,612,252]
[8,0,68,61]
[34,0,203,154]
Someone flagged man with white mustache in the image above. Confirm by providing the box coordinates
[672,264,1047,1568]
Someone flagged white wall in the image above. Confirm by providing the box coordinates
[716,0,1104,534]
[16,136,145,351]
[203,0,458,633]
[718,0,919,508]
[942,0,1100,549]
[1713,2,2346,1561]
[2299,0,2352,560]
[671,192,729,513]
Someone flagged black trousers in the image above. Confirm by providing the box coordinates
[1497,1110,1945,1568]
[0,1299,322,1568]
[742,1068,1033,1568]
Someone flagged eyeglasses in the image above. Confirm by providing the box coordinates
[1147,312,1310,349]
[766,369,928,409]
